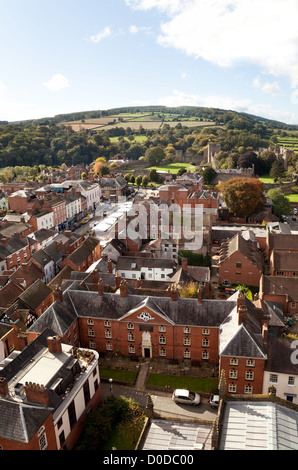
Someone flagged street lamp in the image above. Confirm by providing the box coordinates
[109,378,113,394]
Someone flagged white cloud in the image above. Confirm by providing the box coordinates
[43,74,70,92]
[89,26,111,43]
[130,25,139,34]
[252,76,281,96]
[127,0,298,84]
[129,24,151,34]
[155,89,298,124]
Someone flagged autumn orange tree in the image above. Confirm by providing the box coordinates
[216,177,265,218]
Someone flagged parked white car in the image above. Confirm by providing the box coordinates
[172,389,201,406]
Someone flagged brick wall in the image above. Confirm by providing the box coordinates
[219,252,262,287]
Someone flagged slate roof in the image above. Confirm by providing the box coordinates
[62,287,237,327]
[261,275,298,302]
[219,232,265,272]
[170,266,210,284]
[219,293,268,359]
[0,400,52,443]
[98,176,127,189]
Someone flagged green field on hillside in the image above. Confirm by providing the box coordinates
[276,136,298,151]
[147,162,197,174]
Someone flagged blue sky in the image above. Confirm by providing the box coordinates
[1,0,298,124]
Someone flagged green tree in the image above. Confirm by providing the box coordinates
[145,145,165,165]
[201,166,216,184]
[136,175,142,187]
[149,168,159,182]
[267,188,292,218]
[142,175,149,187]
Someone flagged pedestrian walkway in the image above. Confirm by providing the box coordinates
[134,360,150,390]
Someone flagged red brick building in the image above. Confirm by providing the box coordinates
[218,232,264,287]
[0,330,101,450]
[219,292,268,395]
[60,235,101,272]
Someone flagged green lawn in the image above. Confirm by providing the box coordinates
[259,175,275,184]
[286,193,298,203]
[99,368,137,383]
[109,135,147,143]
[147,162,196,174]
[146,373,218,393]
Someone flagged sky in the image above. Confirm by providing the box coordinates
[1,0,298,124]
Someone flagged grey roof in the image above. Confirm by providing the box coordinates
[219,293,267,359]
[98,176,127,189]
[0,400,52,443]
[28,300,77,336]
[219,401,298,450]
[142,419,212,451]
[62,288,236,327]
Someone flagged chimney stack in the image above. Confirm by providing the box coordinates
[108,259,113,273]
[238,305,248,325]
[25,382,50,406]
[168,284,179,301]
[120,279,128,298]
[181,257,188,272]
[98,278,104,296]
[115,272,121,289]
[52,286,63,303]
[47,335,62,353]
[0,377,9,397]
[92,268,99,284]
[262,323,268,344]
[197,286,203,304]
[237,292,246,311]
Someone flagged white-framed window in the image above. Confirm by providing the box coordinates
[246,359,255,367]
[39,432,48,450]
[202,338,209,347]
[87,319,94,325]
[245,370,254,381]
[104,320,111,327]
[202,328,209,335]
[106,342,112,351]
[128,333,134,342]
[229,383,237,393]
[89,340,96,349]
[88,328,95,337]
[129,345,135,354]
[288,376,295,386]
[230,358,238,366]
[202,350,209,360]
[229,369,238,379]
[159,335,166,345]
[183,337,191,346]
[159,348,166,357]
[269,374,278,383]
[159,325,166,333]
[184,327,191,334]
[105,330,112,339]
[244,384,253,394]
[127,323,134,330]
[184,349,191,359]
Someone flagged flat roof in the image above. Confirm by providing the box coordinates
[141,419,212,451]
[219,401,298,450]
